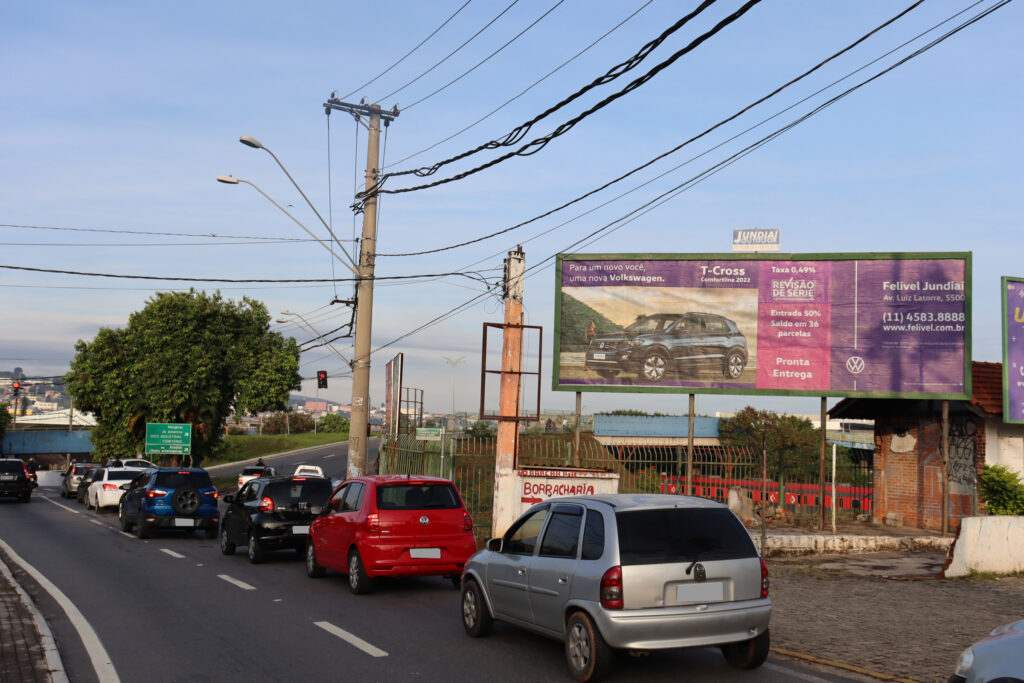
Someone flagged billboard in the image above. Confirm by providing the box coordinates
[554,252,971,399]
[1003,277,1024,423]
[384,353,403,437]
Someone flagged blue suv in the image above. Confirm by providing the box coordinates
[119,468,219,539]
[586,312,748,382]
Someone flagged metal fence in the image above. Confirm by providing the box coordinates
[380,433,873,538]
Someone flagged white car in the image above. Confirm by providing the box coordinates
[104,458,157,469]
[293,465,325,478]
[87,468,145,510]
[237,465,277,489]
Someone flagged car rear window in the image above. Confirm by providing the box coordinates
[264,479,332,506]
[154,471,214,489]
[376,483,461,510]
[0,461,23,473]
[242,467,267,476]
[615,507,757,566]
[73,464,97,474]
[106,471,138,481]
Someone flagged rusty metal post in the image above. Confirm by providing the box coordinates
[686,394,695,496]
[573,392,582,468]
[819,396,827,530]
[942,400,950,535]
[492,248,525,538]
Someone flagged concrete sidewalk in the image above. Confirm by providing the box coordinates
[0,550,65,683]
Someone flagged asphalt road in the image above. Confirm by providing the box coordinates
[204,437,377,486]
[0,464,873,683]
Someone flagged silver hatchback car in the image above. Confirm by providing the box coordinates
[460,494,771,681]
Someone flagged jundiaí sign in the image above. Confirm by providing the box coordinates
[733,228,780,252]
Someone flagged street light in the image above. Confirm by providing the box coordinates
[277,311,352,369]
[236,135,357,270]
[443,356,466,431]
[217,175,359,276]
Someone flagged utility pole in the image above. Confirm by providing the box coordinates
[324,97,399,479]
[492,247,525,537]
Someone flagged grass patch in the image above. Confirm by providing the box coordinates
[206,432,349,467]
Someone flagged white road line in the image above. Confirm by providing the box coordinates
[118,532,134,539]
[764,662,829,682]
[160,549,185,559]
[314,621,388,658]
[40,496,81,515]
[322,454,337,458]
[89,519,103,526]
[218,574,256,591]
[0,539,120,682]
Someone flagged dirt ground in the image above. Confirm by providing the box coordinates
[768,552,1024,683]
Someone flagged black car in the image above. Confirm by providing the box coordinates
[0,458,35,502]
[585,312,748,382]
[220,475,332,563]
[76,467,101,504]
[119,468,220,539]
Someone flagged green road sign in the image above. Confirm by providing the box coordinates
[415,427,442,441]
[145,423,192,455]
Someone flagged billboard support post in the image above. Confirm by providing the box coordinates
[942,400,950,536]
[686,394,695,496]
[819,397,827,531]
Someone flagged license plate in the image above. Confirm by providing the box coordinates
[0,475,14,481]
[291,525,310,535]
[410,547,441,559]
[676,582,723,604]
[592,353,606,360]
[174,518,195,527]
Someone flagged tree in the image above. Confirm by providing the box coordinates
[718,406,820,479]
[262,411,314,434]
[66,290,301,465]
[467,421,493,438]
[317,413,349,434]
[0,403,11,441]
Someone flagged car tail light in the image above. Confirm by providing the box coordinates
[103,484,118,491]
[293,477,306,481]
[366,513,380,533]
[146,489,168,499]
[258,496,275,512]
[203,489,218,499]
[463,513,473,531]
[177,471,190,475]
[600,566,623,610]
[760,557,769,598]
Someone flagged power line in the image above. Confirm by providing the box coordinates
[383,0,654,169]
[376,0,521,103]
[385,0,714,174]
[337,0,474,101]
[402,0,568,111]
[0,223,329,241]
[358,0,761,205]
[376,0,925,258]
[0,240,317,248]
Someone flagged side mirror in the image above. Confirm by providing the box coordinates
[222,494,235,504]
[486,538,503,553]
[119,483,130,490]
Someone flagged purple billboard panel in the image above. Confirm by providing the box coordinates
[555,253,970,399]
[1004,277,1024,424]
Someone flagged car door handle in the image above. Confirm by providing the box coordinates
[517,568,527,576]
[558,576,568,584]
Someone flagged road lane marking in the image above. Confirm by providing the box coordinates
[763,662,829,682]
[41,496,81,515]
[314,621,388,658]
[161,549,185,559]
[218,574,256,591]
[322,454,337,458]
[119,532,134,539]
[90,519,104,526]
[0,539,120,682]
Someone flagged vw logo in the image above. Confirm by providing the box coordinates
[419,515,430,526]
[846,356,865,374]
[693,563,707,582]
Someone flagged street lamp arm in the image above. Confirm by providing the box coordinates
[241,137,358,272]
[226,177,360,277]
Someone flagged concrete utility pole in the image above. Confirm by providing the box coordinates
[324,97,399,479]
[492,247,525,537]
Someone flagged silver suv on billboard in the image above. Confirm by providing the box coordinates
[585,312,748,382]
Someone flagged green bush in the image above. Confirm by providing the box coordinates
[978,465,1024,515]
[262,411,315,434]
[317,413,349,433]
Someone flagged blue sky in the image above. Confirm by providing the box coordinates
[2,0,1021,418]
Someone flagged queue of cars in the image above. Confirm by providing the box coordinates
[43,457,774,681]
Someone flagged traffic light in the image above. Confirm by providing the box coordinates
[316,371,328,389]
[12,381,20,397]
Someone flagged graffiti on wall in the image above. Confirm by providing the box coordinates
[948,417,978,495]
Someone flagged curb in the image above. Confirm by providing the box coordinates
[772,647,919,682]
[753,534,953,557]
[0,554,67,683]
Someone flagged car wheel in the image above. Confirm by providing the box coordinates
[135,516,150,540]
[460,578,493,637]
[247,533,264,564]
[347,548,373,595]
[721,629,770,670]
[305,542,325,578]
[119,503,133,532]
[565,611,611,682]
[724,348,746,379]
[640,352,668,382]
[171,487,200,515]
[595,369,618,380]
[219,526,236,554]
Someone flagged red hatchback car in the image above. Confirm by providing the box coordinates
[305,475,478,594]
